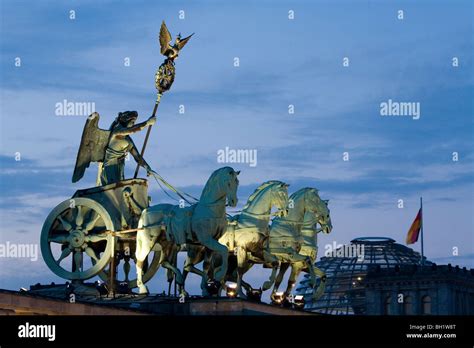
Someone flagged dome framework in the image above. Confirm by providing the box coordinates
[296,237,431,314]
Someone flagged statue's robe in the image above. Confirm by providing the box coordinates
[100,141,132,185]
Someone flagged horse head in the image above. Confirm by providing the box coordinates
[319,199,333,234]
[272,182,289,217]
[242,180,289,218]
[305,189,332,234]
[221,167,240,207]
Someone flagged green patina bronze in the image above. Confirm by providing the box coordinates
[40,21,333,305]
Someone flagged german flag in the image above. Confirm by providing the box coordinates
[406,208,422,245]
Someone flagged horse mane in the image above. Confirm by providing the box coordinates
[200,166,234,199]
[289,187,321,205]
[290,187,310,201]
[242,180,283,210]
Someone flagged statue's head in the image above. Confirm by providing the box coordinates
[111,111,138,130]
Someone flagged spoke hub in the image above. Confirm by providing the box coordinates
[70,230,85,248]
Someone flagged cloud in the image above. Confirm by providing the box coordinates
[430,254,474,269]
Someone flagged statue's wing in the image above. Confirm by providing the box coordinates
[159,21,172,55]
[72,112,110,183]
[177,33,194,50]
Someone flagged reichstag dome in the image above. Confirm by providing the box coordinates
[296,237,435,315]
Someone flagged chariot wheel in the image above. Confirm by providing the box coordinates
[41,197,114,280]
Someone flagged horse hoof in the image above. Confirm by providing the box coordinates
[247,288,262,302]
[262,281,273,291]
[205,280,221,296]
[138,285,149,295]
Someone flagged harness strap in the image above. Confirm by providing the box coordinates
[234,226,267,236]
[149,170,199,204]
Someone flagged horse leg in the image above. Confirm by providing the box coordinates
[187,264,207,279]
[271,263,289,301]
[236,247,247,299]
[307,258,317,289]
[263,266,279,291]
[167,248,177,296]
[162,260,187,297]
[240,278,253,293]
[199,236,228,284]
[284,262,303,299]
[194,253,213,296]
[210,253,227,297]
[182,254,190,282]
[262,250,280,291]
[167,269,174,296]
[183,247,206,282]
[183,246,211,296]
[135,226,156,295]
[237,262,254,294]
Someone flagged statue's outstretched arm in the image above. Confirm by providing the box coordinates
[129,138,151,171]
[114,116,156,136]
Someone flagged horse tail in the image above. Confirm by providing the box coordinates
[312,267,327,301]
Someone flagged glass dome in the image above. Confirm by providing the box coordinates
[296,237,432,315]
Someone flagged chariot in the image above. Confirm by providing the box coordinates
[40,178,161,290]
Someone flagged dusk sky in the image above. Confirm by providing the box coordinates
[0,0,472,297]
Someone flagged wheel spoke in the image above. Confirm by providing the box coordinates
[74,251,83,272]
[75,205,84,228]
[83,211,100,232]
[58,216,72,232]
[84,247,99,262]
[57,248,72,264]
[49,234,69,244]
[85,233,108,243]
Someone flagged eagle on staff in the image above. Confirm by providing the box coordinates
[154,21,193,95]
[159,21,194,61]
[72,21,193,185]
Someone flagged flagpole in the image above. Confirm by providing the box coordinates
[420,196,424,266]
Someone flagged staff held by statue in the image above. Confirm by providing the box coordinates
[133,21,193,178]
